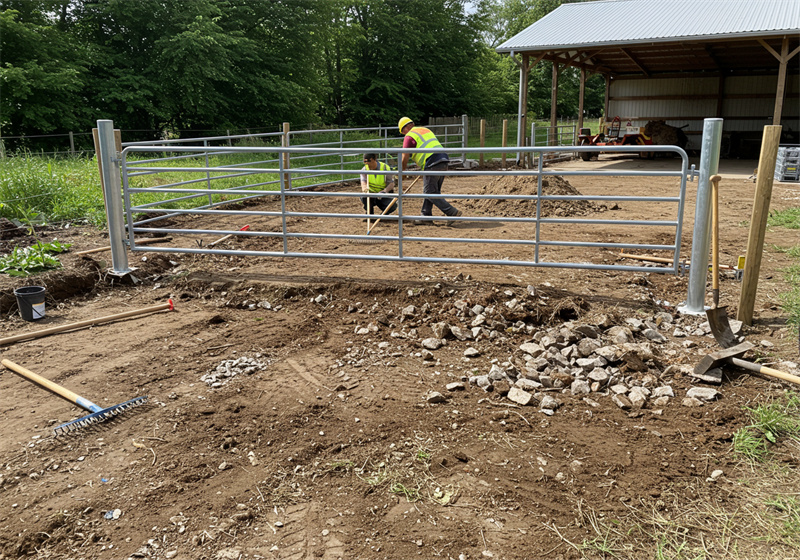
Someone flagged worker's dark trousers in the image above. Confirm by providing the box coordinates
[421,161,458,217]
[361,194,395,214]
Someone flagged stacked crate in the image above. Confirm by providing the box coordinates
[774,146,800,182]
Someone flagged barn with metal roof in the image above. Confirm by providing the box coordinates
[497,0,800,156]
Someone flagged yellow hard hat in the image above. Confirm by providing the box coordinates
[398,117,413,132]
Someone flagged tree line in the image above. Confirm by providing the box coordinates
[0,0,604,150]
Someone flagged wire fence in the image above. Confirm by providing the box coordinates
[0,116,585,232]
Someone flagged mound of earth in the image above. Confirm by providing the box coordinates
[464,174,611,217]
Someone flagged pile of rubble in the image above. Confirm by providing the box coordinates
[326,282,798,415]
[466,175,610,217]
[201,356,269,388]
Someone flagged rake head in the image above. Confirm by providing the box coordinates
[54,396,148,436]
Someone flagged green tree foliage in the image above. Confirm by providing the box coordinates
[0,2,90,136]
[1,0,604,145]
[483,0,605,119]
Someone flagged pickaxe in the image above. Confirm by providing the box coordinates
[693,342,800,385]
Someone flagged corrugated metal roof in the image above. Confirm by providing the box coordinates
[497,0,800,52]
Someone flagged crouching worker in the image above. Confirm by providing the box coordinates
[360,153,396,217]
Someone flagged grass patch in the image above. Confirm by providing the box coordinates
[768,207,800,230]
[733,393,800,462]
[779,260,800,334]
[565,395,800,558]
[771,242,800,335]
[0,132,395,229]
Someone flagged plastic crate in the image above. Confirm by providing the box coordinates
[775,146,800,182]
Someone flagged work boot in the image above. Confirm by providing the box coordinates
[446,209,463,226]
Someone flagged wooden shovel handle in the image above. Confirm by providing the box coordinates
[75,237,172,256]
[729,357,800,385]
[710,174,721,295]
[0,300,174,346]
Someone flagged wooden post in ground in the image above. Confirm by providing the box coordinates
[737,125,782,325]
[501,119,508,167]
[282,122,291,190]
[479,119,486,166]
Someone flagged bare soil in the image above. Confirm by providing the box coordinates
[1,158,798,560]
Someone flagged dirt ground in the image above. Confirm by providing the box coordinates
[1,156,798,560]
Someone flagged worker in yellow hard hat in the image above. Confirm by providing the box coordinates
[398,117,461,225]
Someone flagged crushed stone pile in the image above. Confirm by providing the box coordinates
[202,356,269,387]
[464,175,611,217]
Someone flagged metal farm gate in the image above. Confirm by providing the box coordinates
[94,118,724,314]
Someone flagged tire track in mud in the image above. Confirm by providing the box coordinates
[275,502,345,560]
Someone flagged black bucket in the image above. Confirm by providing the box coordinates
[14,286,46,321]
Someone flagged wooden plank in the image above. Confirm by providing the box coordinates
[737,125,782,326]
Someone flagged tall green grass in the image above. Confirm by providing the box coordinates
[0,132,395,228]
[0,154,106,226]
[769,208,800,334]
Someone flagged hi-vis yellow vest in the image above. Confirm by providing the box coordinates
[406,127,443,170]
[363,161,391,193]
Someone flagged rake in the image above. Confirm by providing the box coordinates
[350,176,420,245]
[2,359,148,436]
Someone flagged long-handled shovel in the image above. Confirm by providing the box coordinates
[2,359,148,435]
[366,175,420,234]
[705,175,742,348]
[351,176,420,245]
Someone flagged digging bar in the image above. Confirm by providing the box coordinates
[694,342,800,386]
[0,299,174,346]
[75,237,173,256]
[208,225,250,247]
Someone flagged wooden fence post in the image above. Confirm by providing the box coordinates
[737,125,782,325]
[480,119,486,166]
[501,119,508,167]
[282,122,292,190]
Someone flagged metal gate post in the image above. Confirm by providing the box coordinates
[680,118,722,314]
[97,119,131,274]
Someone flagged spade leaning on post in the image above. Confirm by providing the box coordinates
[360,153,397,217]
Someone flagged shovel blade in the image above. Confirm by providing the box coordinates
[706,306,743,349]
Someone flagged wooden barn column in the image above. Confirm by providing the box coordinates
[517,54,529,164]
[716,74,726,117]
[603,75,610,120]
[578,67,586,131]
[774,37,789,125]
[759,36,800,126]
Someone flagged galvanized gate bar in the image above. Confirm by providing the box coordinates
[111,136,690,276]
